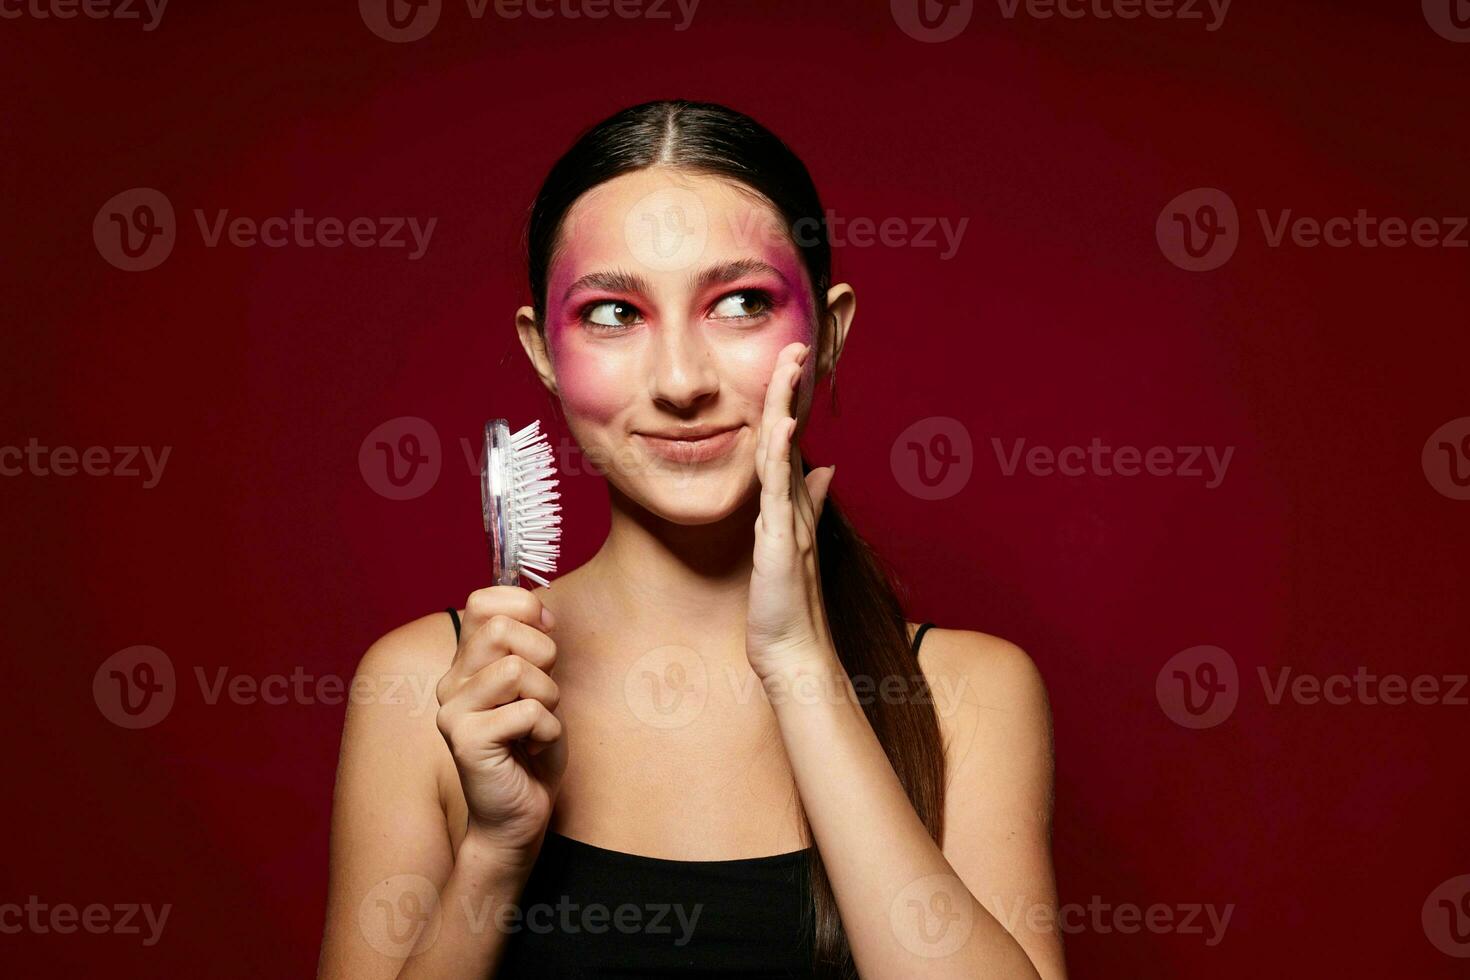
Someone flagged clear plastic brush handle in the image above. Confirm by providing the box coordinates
[481,418,518,586]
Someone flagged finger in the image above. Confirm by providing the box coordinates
[457,654,561,714]
[466,698,564,751]
[756,344,805,470]
[759,416,798,533]
[460,586,553,640]
[757,343,807,486]
[804,464,836,524]
[447,613,557,686]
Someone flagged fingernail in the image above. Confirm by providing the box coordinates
[540,606,556,630]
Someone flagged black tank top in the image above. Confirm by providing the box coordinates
[445,607,937,978]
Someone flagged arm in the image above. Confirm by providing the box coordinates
[747,341,1064,976]
[316,615,537,979]
[763,632,1064,979]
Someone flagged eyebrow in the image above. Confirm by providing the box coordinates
[561,259,789,303]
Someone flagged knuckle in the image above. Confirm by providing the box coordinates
[466,589,495,619]
[509,697,539,725]
[486,614,514,643]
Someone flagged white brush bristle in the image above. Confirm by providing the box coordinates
[506,420,562,587]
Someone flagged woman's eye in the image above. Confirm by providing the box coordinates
[710,291,772,320]
[584,301,642,328]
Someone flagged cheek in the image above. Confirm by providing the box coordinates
[549,332,630,427]
[721,319,818,401]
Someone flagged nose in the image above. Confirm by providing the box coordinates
[648,320,719,412]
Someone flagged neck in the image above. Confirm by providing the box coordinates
[578,482,760,645]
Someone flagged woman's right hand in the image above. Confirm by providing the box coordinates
[435,586,567,863]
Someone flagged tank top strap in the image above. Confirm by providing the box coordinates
[445,606,461,643]
[911,621,936,656]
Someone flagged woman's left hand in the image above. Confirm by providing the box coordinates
[746,341,839,683]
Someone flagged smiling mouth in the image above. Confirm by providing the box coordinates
[635,426,742,464]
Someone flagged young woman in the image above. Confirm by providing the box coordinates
[319,100,1064,979]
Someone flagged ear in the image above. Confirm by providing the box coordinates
[819,282,855,380]
[516,305,560,398]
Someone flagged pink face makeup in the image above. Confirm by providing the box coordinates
[538,169,820,517]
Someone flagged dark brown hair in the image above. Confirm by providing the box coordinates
[525,99,946,978]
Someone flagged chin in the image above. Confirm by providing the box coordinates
[626,465,754,526]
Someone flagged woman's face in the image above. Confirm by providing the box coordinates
[527,168,825,525]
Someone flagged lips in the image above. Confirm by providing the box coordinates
[635,426,742,464]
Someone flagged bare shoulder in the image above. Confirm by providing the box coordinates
[904,621,1054,811]
[906,621,1051,720]
[337,612,459,798]
[355,609,460,684]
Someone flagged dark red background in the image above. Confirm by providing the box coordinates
[3,1,1468,976]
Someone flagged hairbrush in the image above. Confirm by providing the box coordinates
[480,419,562,587]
